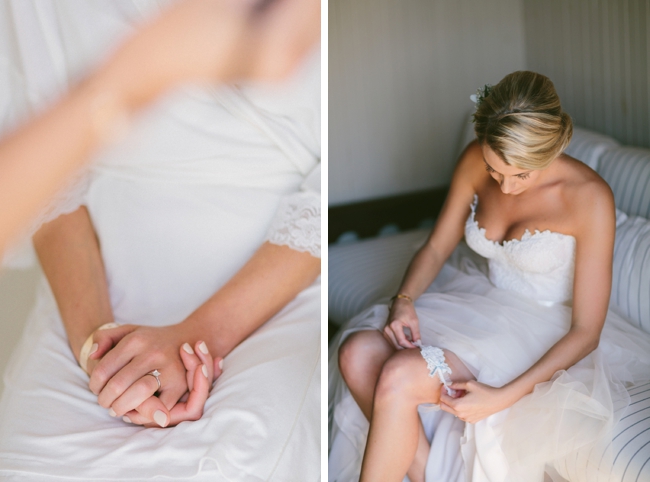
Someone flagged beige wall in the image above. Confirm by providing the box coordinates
[523,0,650,149]
[0,266,41,396]
[330,0,650,206]
[329,0,527,205]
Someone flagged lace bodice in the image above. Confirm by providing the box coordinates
[464,195,576,303]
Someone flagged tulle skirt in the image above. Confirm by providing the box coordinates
[328,243,650,482]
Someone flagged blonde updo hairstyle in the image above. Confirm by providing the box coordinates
[473,71,573,170]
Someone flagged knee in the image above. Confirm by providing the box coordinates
[338,332,368,382]
[375,351,440,405]
[338,331,385,387]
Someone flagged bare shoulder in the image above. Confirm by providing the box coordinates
[560,155,615,234]
[453,139,486,189]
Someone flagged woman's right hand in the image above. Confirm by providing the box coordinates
[383,298,421,349]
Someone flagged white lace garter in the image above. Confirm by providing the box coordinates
[416,342,456,397]
[265,191,320,258]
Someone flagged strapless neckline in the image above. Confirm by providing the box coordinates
[468,194,575,247]
[464,194,576,304]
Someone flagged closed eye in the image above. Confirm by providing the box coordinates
[484,159,530,179]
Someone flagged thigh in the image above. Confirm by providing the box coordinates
[444,349,476,384]
[377,347,476,404]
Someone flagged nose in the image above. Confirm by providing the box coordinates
[500,177,516,194]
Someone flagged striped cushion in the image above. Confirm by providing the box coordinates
[560,382,650,482]
[328,230,429,325]
[599,148,650,219]
[611,214,650,334]
[610,382,650,482]
[564,127,619,171]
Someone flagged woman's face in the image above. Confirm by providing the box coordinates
[481,144,542,195]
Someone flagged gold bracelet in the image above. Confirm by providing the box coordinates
[390,293,414,304]
[78,322,119,374]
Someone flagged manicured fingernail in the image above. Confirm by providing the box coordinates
[182,343,194,354]
[218,359,224,370]
[198,341,209,354]
[108,408,117,417]
[89,343,98,356]
[153,410,167,427]
[122,416,131,424]
[201,364,208,378]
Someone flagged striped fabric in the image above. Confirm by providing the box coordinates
[598,148,650,219]
[609,383,650,482]
[560,382,650,482]
[610,214,650,334]
[564,126,619,171]
[328,229,428,325]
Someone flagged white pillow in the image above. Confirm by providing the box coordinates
[564,126,618,171]
[328,230,429,325]
[611,213,650,334]
[598,146,650,219]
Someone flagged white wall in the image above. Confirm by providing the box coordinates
[329,0,527,205]
[523,0,650,149]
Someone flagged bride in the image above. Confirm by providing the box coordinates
[328,71,650,482]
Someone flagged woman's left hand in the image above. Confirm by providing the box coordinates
[122,340,224,427]
[87,323,199,424]
[438,380,512,424]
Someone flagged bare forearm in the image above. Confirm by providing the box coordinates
[33,207,113,360]
[181,242,320,358]
[502,327,599,405]
[396,244,446,300]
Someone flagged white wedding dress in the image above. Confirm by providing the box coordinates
[328,196,650,482]
[0,1,320,481]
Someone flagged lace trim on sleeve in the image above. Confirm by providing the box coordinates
[265,191,320,258]
[32,169,91,229]
[2,168,90,269]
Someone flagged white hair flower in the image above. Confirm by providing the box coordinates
[470,84,492,107]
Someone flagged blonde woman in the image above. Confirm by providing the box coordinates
[328,71,650,481]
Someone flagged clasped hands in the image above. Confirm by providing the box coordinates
[82,324,222,428]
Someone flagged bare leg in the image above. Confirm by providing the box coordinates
[359,349,442,482]
[338,331,430,482]
[338,331,393,417]
[359,348,475,482]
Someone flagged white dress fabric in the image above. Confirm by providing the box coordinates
[328,196,650,482]
[0,1,320,480]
